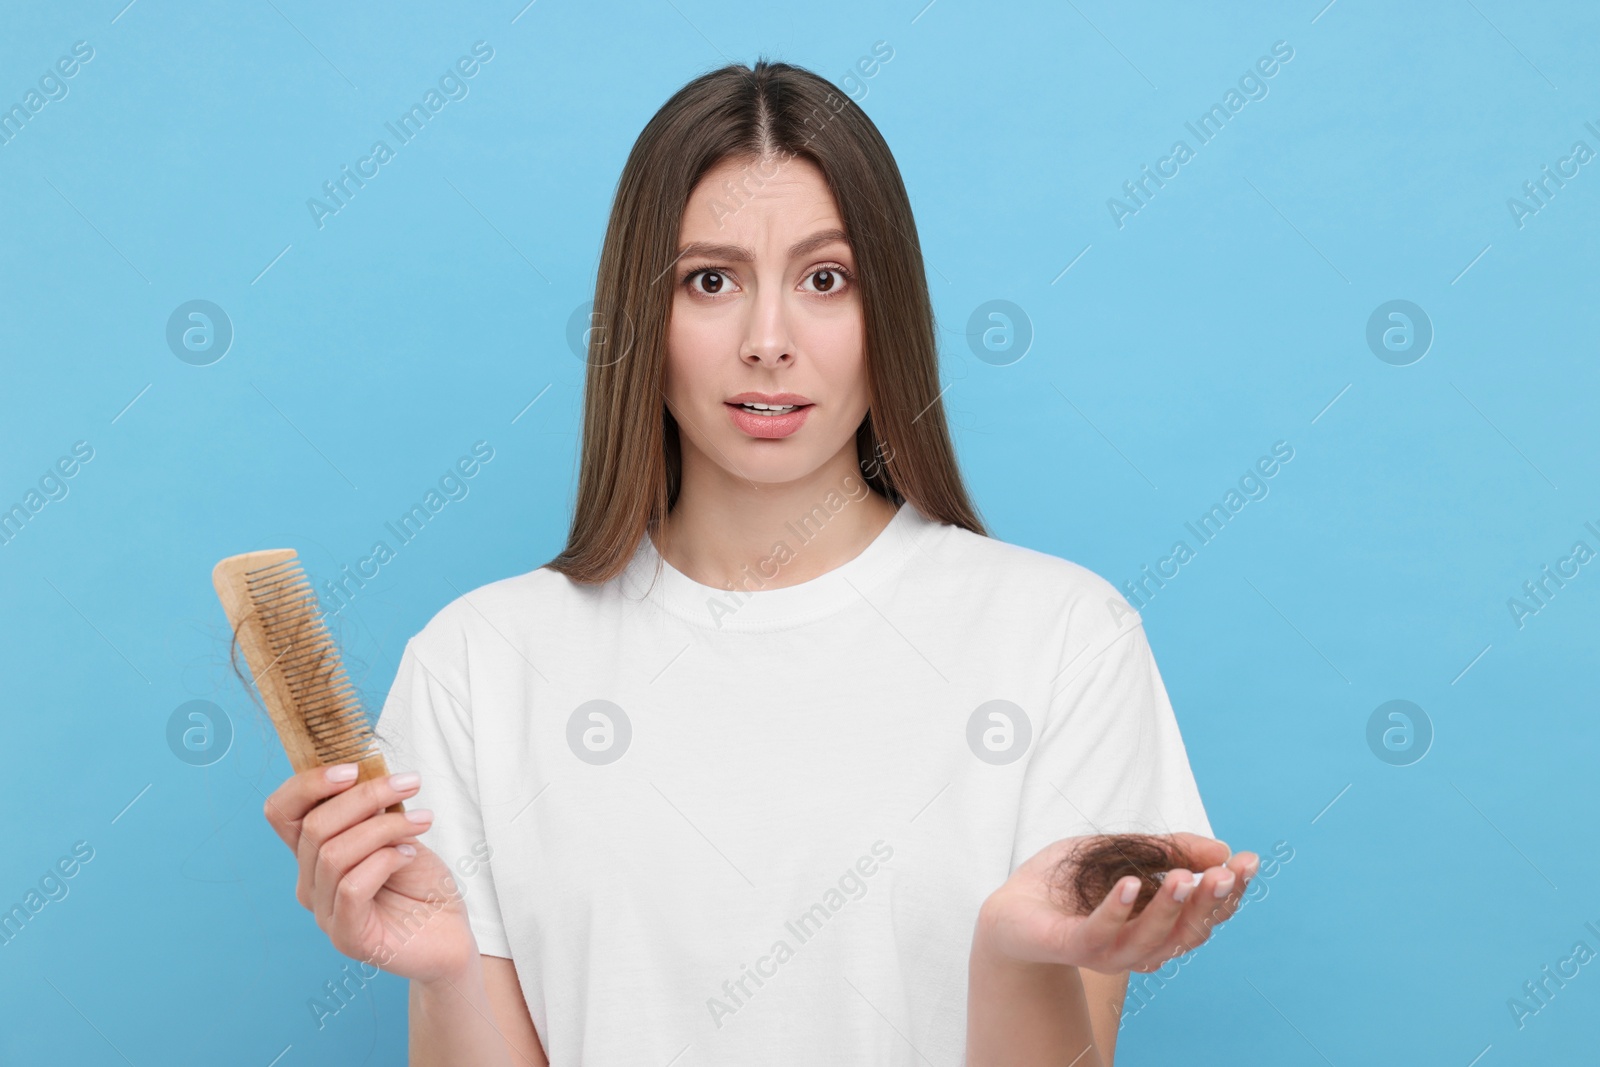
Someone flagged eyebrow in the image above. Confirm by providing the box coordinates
[675,228,851,264]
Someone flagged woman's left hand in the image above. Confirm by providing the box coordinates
[975,833,1259,975]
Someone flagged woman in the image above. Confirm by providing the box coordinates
[262,58,1258,1065]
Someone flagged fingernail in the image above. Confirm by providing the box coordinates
[396,844,416,857]
[404,808,434,824]
[389,772,421,792]
[1119,878,1138,904]
[325,764,358,783]
[1213,872,1237,898]
[1172,870,1195,902]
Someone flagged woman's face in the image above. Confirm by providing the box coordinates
[663,154,868,493]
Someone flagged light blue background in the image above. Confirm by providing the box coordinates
[3,0,1597,1063]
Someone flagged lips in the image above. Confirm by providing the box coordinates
[725,400,813,439]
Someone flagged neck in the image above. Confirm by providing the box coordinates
[653,450,898,591]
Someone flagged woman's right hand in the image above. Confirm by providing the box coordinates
[262,765,479,985]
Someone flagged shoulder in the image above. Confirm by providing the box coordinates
[927,518,1143,642]
[404,563,590,665]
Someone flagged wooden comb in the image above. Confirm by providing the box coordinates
[213,549,403,814]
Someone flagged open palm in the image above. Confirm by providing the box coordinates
[977,832,1258,975]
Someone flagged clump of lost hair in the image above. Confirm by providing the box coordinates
[1049,833,1200,917]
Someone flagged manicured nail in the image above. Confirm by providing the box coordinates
[404,808,434,824]
[389,772,421,792]
[325,764,358,783]
[1172,870,1197,902]
[1119,878,1139,905]
[1213,872,1237,898]
[396,844,416,857]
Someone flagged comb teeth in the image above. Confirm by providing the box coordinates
[241,555,376,765]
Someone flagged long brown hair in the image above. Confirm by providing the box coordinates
[543,57,986,585]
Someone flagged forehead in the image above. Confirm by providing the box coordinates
[678,154,846,245]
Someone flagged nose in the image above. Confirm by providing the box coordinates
[740,280,794,367]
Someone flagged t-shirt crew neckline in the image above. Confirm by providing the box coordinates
[622,500,938,631]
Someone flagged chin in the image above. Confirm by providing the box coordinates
[724,448,824,483]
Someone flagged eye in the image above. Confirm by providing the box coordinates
[682,267,737,297]
[803,265,854,298]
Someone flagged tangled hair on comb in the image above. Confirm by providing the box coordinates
[1048,833,1199,917]
[226,621,263,713]
[223,609,392,754]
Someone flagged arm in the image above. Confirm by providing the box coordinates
[967,902,1105,1067]
[413,954,548,1066]
[965,946,1127,1066]
[1079,968,1128,1062]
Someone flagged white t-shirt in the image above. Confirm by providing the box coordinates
[374,499,1212,1065]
